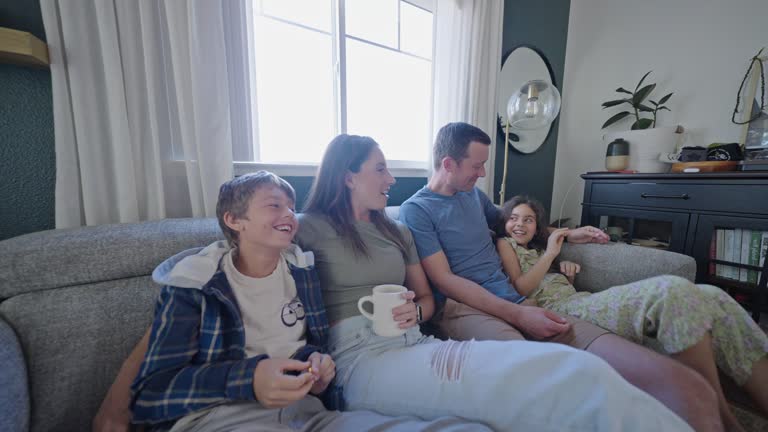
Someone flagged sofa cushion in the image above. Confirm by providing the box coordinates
[559,242,697,292]
[0,318,29,432]
[0,277,157,432]
[0,218,222,299]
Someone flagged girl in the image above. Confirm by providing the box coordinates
[497,195,768,431]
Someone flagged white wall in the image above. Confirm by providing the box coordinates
[553,0,768,226]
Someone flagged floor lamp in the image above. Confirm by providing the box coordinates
[498,79,561,204]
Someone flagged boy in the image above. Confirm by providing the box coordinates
[129,171,489,432]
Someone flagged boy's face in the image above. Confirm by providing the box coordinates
[228,185,297,251]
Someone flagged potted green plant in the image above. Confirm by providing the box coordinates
[601,71,673,130]
[600,71,682,172]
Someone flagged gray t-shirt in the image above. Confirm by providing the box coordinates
[399,186,524,303]
[295,213,419,323]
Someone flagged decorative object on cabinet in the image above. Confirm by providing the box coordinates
[0,27,49,67]
[603,125,684,173]
[581,172,768,320]
[732,48,767,149]
[605,138,630,171]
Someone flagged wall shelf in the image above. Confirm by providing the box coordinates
[0,27,49,67]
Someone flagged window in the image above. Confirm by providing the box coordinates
[244,0,434,173]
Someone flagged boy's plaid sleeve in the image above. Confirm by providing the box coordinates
[130,286,265,424]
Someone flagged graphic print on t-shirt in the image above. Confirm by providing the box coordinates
[281,297,306,326]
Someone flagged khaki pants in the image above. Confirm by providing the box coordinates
[435,298,609,350]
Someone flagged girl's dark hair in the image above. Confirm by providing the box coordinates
[496,195,550,252]
[303,134,408,258]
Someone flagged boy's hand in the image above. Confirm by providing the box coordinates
[307,352,336,395]
[252,359,315,408]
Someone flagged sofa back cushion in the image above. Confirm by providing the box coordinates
[0,218,223,432]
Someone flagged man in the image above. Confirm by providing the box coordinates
[400,122,722,432]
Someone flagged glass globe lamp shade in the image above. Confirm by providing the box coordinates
[506,80,561,130]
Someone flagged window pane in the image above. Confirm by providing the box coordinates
[400,1,432,59]
[346,39,431,163]
[345,0,397,48]
[261,0,332,33]
[253,16,335,163]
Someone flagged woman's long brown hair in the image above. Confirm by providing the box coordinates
[303,134,408,259]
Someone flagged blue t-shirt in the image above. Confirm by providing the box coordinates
[399,186,524,303]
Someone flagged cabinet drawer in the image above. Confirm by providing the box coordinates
[590,182,768,215]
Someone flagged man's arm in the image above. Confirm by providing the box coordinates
[93,328,150,432]
[548,225,609,244]
[420,251,569,339]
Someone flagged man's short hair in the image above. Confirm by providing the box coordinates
[216,171,296,247]
[433,122,491,170]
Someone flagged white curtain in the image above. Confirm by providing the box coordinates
[41,0,248,227]
[431,0,504,196]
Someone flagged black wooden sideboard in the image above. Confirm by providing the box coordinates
[580,172,768,318]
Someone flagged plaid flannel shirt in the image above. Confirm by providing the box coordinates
[130,253,341,430]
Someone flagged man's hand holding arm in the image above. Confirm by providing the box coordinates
[420,251,569,339]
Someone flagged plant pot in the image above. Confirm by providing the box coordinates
[604,126,684,173]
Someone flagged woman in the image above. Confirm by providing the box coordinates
[496,195,768,432]
[292,134,696,431]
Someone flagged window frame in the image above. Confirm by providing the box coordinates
[235,0,434,177]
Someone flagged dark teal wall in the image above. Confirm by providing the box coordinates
[283,176,426,212]
[493,0,571,214]
[0,0,55,241]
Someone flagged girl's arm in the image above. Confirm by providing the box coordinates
[497,228,569,296]
[497,239,555,296]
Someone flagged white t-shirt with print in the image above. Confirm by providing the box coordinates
[222,250,306,359]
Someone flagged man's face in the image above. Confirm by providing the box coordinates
[449,141,488,192]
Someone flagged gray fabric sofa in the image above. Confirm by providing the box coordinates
[0,212,698,432]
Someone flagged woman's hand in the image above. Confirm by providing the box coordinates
[545,228,569,258]
[559,261,581,284]
[308,352,336,395]
[392,290,419,329]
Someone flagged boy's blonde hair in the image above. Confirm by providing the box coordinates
[216,171,296,247]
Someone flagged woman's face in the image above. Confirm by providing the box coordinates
[505,204,538,247]
[347,147,396,213]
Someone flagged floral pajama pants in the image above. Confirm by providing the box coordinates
[543,275,768,385]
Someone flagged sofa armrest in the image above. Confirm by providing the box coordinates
[0,316,29,432]
[558,243,697,293]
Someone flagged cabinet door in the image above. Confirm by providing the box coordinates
[691,215,768,316]
[585,206,690,253]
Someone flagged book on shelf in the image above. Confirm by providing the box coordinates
[761,231,768,279]
[711,228,768,284]
[748,230,762,284]
[740,229,750,282]
[715,229,725,277]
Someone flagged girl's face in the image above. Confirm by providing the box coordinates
[505,204,538,247]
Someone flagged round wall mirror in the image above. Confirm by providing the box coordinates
[497,46,556,154]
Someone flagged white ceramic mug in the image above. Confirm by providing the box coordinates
[357,284,407,337]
